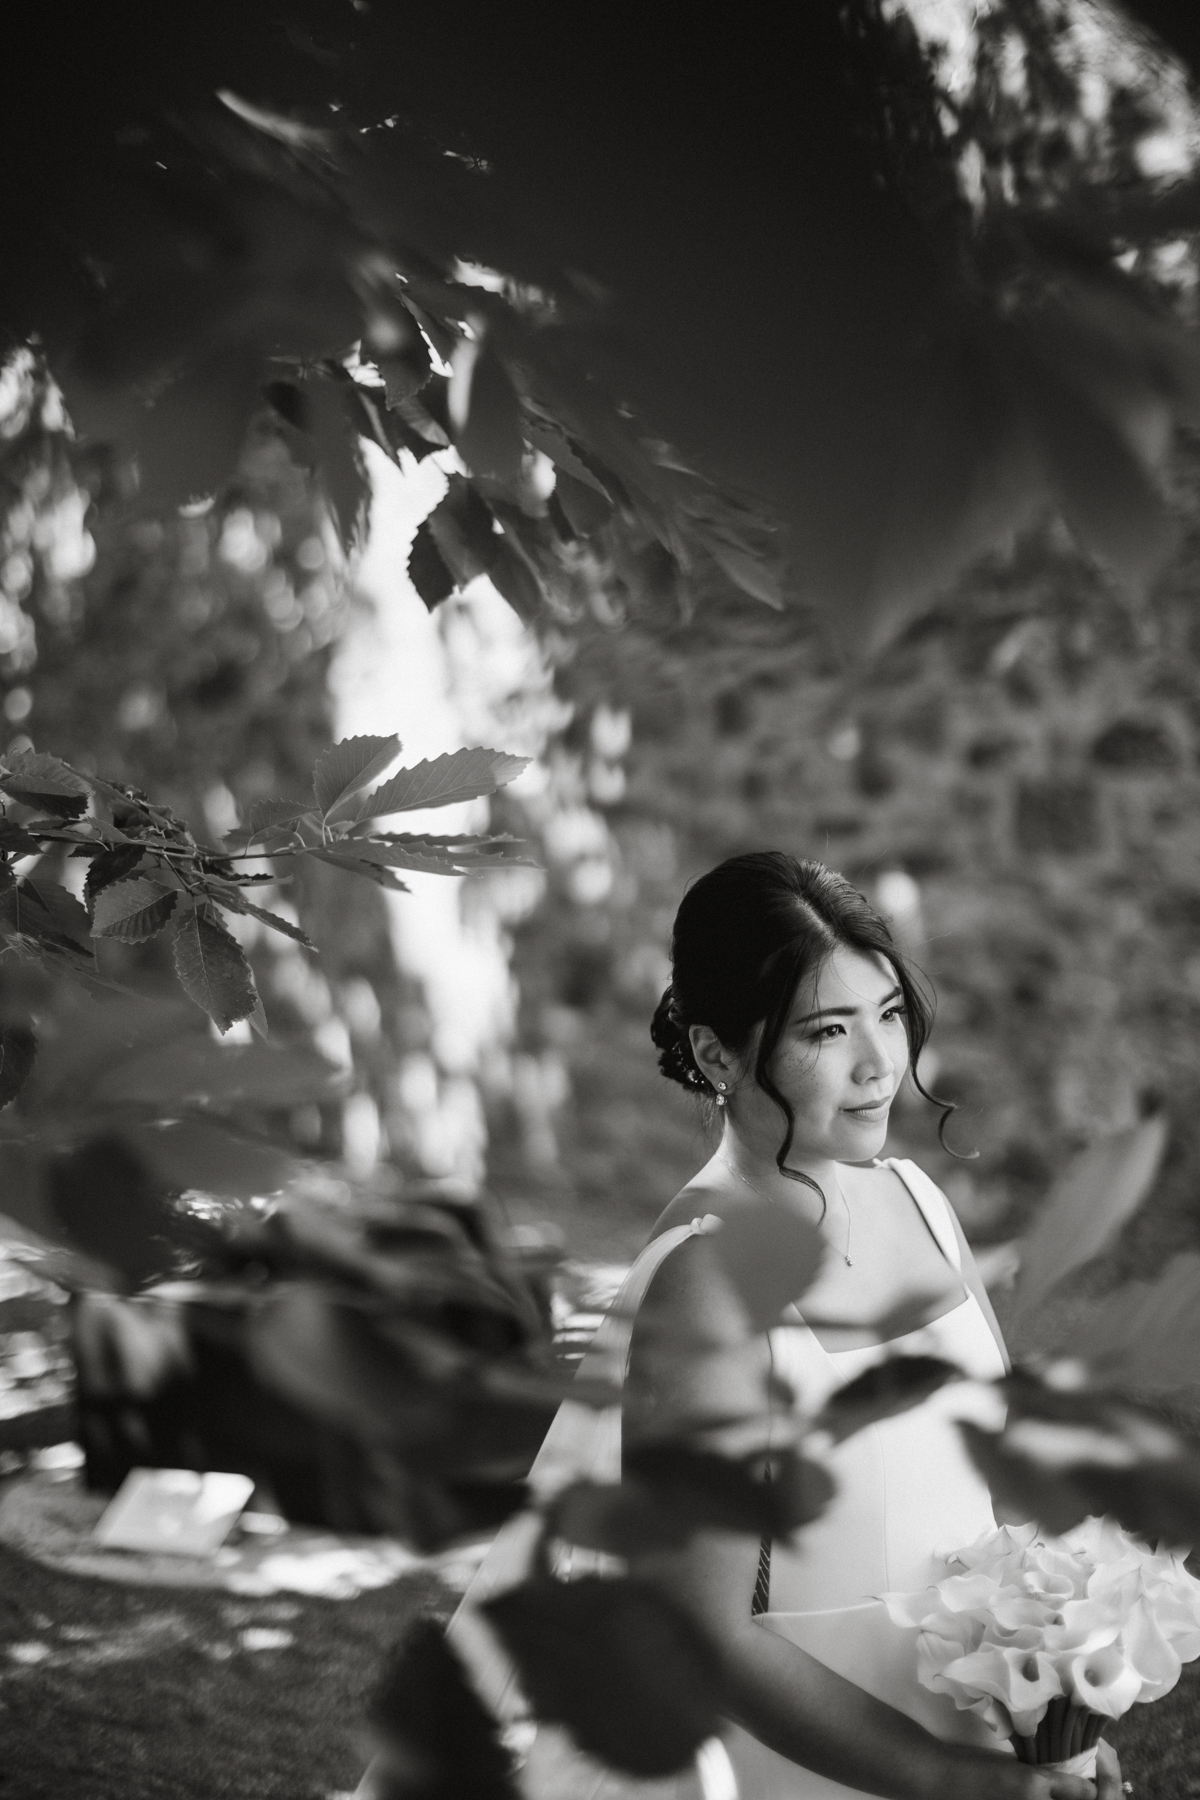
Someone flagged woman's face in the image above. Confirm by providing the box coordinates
[741,945,910,1165]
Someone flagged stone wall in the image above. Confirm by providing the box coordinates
[490,495,1200,1271]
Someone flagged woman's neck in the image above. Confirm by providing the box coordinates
[717,1125,839,1212]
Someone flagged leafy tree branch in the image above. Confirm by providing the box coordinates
[0,735,530,1094]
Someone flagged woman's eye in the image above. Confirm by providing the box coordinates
[814,1023,845,1040]
[882,1006,907,1024]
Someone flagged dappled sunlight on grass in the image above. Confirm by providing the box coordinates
[0,1539,450,1800]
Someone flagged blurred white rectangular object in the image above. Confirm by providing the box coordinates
[92,1468,254,1556]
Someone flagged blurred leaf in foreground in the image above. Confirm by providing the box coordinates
[366,1616,519,1800]
[702,1197,825,1333]
[484,1576,722,1777]
[1003,1108,1169,1356]
[813,1355,959,1446]
[961,1367,1200,1545]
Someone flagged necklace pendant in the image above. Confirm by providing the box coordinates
[844,1254,853,1266]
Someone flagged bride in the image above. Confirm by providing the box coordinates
[360,852,1125,1800]
[618,853,1123,1799]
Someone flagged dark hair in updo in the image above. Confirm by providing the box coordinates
[650,853,959,1196]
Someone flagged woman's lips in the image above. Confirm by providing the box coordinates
[843,1098,891,1121]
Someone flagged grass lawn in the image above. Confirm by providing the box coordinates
[0,1540,1198,1800]
[0,1542,450,1800]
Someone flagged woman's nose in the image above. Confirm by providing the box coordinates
[854,1025,895,1082]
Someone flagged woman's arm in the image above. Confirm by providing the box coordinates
[625,1238,1097,1800]
[634,1523,1107,1800]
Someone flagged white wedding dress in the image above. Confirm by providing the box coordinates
[373,1159,1010,1800]
[721,1157,1009,1798]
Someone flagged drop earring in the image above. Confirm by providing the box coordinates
[715,1081,728,1108]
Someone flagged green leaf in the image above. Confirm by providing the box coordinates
[694,520,785,609]
[88,1037,341,1110]
[0,1026,36,1110]
[13,992,198,1110]
[307,849,411,892]
[814,1355,958,1445]
[343,383,408,468]
[484,1577,722,1777]
[313,733,402,821]
[351,833,532,876]
[271,368,372,551]
[263,379,307,430]
[49,1139,182,1288]
[614,1441,833,1541]
[205,884,316,949]
[121,343,267,512]
[0,1197,117,1292]
[958,1387,1200,1548]
[376,337,433,406]
[368,1620,518,1797]
[0,752,89,820]
[246,797,311,836]
[425,475,501,587]
[407,517,457,609]
[172,908,259,1032]
[554,468,614,536]
[392,392,451,449]
[1018,320,1178,594]
[524,424,613,497]
[125,1116,297,1199]
[548,1478,689,1557]
[21,878,95,949]
[247,1282,443,1444]
[223,798,312,852]
[0,817,48,856]
[0,878,97,965]
[487,536,548,622]
[91,877,178,943]
[305,372,371,551]
[1004,1110,1169,1354]
[703,1196,825,1331]
[1050,1251,1200,1393]
[450,344,525,484]
[84,844,147,908]
[351,747,530,823]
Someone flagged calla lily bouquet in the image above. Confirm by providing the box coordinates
[883,1518,1200,1777]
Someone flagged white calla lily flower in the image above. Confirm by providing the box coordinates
[1069,1644,1143,1718]
[940,1644,1064,1738]
[882,1514,1200,1743]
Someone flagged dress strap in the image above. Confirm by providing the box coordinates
[878,1158,963,1271]
[604,1219,712,1365]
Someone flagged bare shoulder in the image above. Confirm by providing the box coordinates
[640,1184,773,1346]
[629,1188,772,1430]
[649,1178,779,1240]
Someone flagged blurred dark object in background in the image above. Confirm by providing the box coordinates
[72,1283,387,1531]
[68,1179,565,1545]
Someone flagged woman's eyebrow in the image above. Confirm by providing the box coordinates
[794,984,903,1025]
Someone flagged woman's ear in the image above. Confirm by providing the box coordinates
[689,1023,735,1092]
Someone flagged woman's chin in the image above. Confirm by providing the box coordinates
[836,1107,891,1155]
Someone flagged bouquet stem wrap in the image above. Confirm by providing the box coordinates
[1011,1695,1105,1779]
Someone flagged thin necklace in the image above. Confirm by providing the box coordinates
[720,1154,854,1267]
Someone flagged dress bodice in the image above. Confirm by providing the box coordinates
[723,1158,1011,1799]
[443,1156,1012,1800]
[764,1157,1007,1612]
